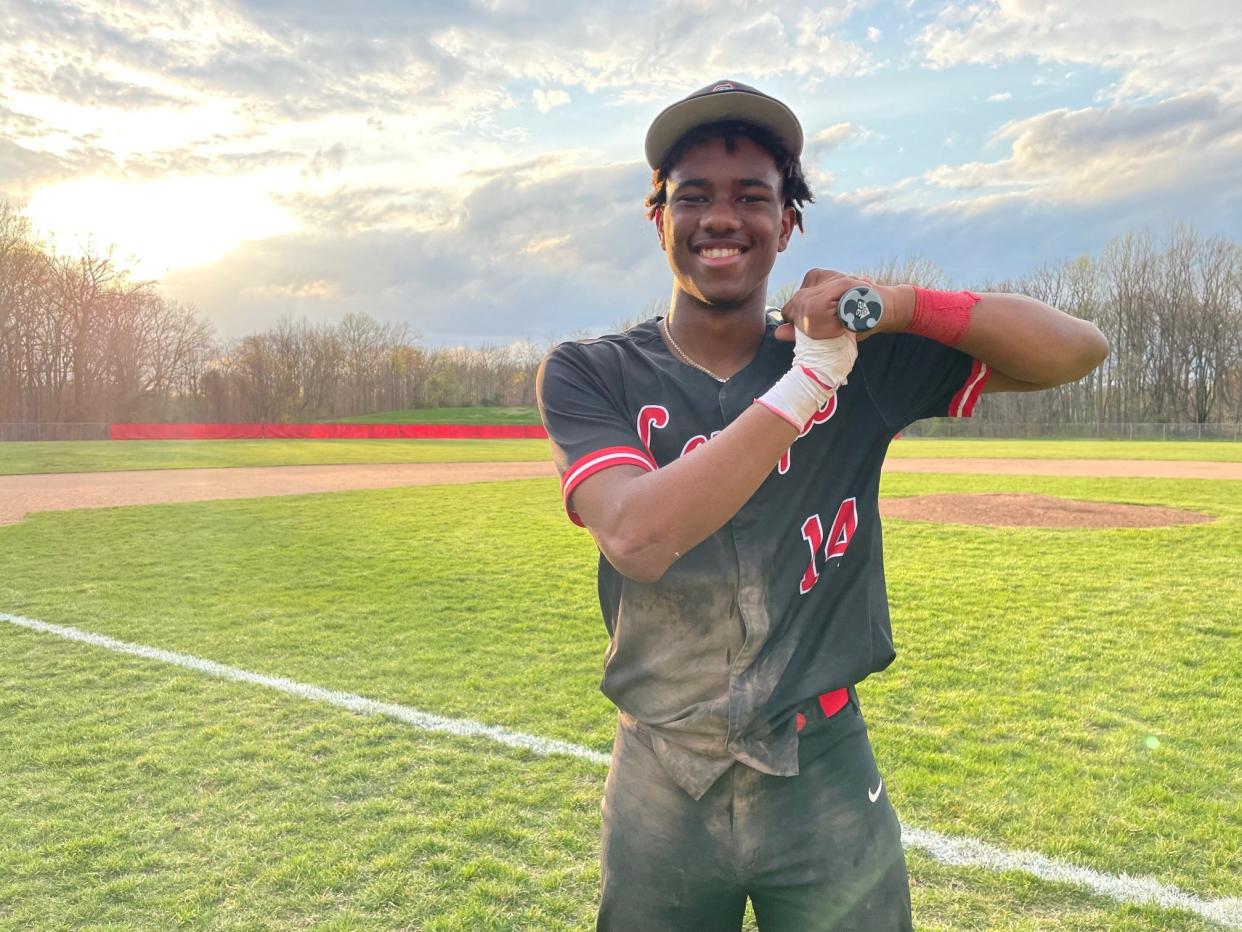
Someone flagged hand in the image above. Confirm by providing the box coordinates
[775,269,884,342]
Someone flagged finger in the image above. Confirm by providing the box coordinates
[774,322,795,341]
[812,321,849,340]
[780,291,800,322]
[799,268,843,289]
[782,291,842,336]
[782,284,837,317]
[798,313,849,340]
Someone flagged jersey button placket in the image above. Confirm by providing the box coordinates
[720,368,772,753]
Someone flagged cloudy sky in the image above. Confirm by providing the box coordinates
[3,0,1240,344]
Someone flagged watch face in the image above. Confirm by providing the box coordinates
[838,286,883,332]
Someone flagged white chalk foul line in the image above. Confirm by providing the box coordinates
[3,611,1239,929]
[902,827,1241,929]
[0,612,609,767]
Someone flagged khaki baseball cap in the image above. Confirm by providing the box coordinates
[644,79,804,170]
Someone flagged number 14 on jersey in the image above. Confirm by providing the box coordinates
[799,498,858,595]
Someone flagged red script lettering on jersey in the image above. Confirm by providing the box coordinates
[680,430,721,456]
[637,404,669,451]
[779,394,838,475]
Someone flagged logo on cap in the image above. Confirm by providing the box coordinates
[711,83,735,93]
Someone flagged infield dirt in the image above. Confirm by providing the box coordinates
[881,493,1211,528]
[1,457,1230,528]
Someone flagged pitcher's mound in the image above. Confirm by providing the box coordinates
[881,493,1212,529]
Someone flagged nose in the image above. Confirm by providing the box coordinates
[701,198,742,234]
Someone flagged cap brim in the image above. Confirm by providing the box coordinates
[645,90,803,169]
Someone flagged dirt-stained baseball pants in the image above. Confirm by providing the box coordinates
[597,690,912,931]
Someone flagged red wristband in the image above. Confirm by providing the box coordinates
[909,288,980,346]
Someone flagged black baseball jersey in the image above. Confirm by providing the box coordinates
[536,315,989,798]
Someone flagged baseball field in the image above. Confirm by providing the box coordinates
[1,438,1239,930]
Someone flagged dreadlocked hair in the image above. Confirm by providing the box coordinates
[644,120,814,231]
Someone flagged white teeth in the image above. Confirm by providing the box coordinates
[700,247,741,258]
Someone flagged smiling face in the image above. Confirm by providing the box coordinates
[658,134,795,311]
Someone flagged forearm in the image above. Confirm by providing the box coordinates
[575,325,856,583]
[882,285,1108,388]
[585,403,798,582]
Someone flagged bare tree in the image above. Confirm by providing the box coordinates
[0,204,50,421]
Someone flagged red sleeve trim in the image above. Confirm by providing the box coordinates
[949,359,990,418]
[561,446,657,526]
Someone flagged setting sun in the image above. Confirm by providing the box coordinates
[24,174,299,278]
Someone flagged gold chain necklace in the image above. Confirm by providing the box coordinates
[661,314,727,383]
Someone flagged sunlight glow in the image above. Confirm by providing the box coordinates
[24,175,300,278]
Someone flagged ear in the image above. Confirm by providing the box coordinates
[776,206,795,252]
[654,206,666,251]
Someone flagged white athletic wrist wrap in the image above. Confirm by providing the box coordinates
[756,330,858,429]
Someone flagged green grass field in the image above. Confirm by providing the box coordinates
[330,406,540,425]
[1,460,1238,929]
[889,438,1242,462]
[1,436,1240,477]
[0,439,551,475]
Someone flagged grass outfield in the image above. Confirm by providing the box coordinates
[0,439,551,475]
[888,438,1242,461]
[331,406,540,425]
[1,474,1238,928]
[2,437,1241,478]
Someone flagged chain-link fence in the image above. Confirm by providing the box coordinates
[0,423,110,441]
[901,421,1242,440]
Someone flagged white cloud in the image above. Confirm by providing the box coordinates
[4,0,1238,344]
[912,90,1242,205]
[523,233,570,254]
[303,142,347,178]
[163,155,658,342]
[402,2,876,95]
[806,168,838,191]
[917,0,1241,103]
[923,160,1012,190]
[532,88,570,113]
[244,279,338,300]
[813,122,856,149]
[829,176,917,208]
[806,121,873,163]
[902,1,1242,222]
[0,0,881,220]
[0,138,75,190]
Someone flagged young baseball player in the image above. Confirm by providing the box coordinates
[536,80,1108,931]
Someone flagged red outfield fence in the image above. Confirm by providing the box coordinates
[109,423,549,440]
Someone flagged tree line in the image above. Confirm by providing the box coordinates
[0,202,543,424]
[780,229,1242,428]
[2,199,1240,426]
[970,227,1242,427]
